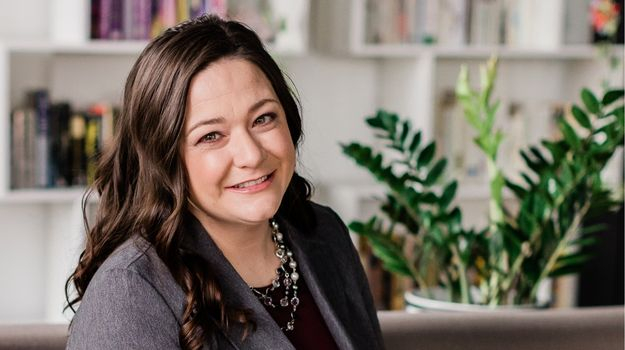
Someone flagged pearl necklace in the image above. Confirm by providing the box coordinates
[249,219,300,332]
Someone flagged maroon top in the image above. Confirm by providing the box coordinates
[256,275,340,350]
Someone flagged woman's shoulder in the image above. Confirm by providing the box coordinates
[68,236,183,349]
[86,235,184,308]
[308,201,350,237]
[95,235,164,279]
[308,201,345,227]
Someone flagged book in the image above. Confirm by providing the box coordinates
[28,90,52,188]
[437,0,467,46]
[69,113,87,186]
[10,109,26,189]
[469,0,503,45]
[49,102,72,187]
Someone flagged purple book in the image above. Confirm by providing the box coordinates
[109,0,124,39]
[135,0,153,39]
[98,0,111,39]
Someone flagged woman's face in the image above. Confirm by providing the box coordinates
[182,58,296,231]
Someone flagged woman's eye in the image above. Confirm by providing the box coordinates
[198,132,222,144]
[253,113,276,126]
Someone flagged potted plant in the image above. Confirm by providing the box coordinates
[341,57,624,309]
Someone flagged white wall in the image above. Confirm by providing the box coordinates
[0,1,49,41]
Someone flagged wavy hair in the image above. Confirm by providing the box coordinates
[65,15,314,349]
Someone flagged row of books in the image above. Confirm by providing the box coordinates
[365,0,623,47]
[10,90,116,189]
[91,0,228,40]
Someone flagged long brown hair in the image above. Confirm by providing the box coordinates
[65,15,314,349]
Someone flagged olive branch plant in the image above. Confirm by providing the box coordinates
[341,57,625,306]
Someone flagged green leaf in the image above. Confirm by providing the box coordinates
[560,163,573,185]
[348,221,366,234]
[505,179,527,198]
[399,120,411,147]
[553,252,594,271]
[541,140,567,162]
[529,146,549,166]
[559,119,581,149]
[408,131,422,154]
[421,192,438,204]
[380,111,399,134]
[440,181,458,209]
[601,89,624,106]
[571,105,592,129]
[549,265,584,277]
[384,260,413,278]
[417,142,436,168]
[580,223,608,235]
[521,172,535,187]
[605,106,624,119]
[365,115,384,130]
[518,208,536,234]
[581,88,601,115]
[569,236,600,248]
[520,150,541,173]
[424,159,447,185]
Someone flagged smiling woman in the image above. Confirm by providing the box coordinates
[64,15,383,350]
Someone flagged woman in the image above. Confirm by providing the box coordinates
[65,15,383,350]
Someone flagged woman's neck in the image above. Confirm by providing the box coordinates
[192,211,281,287]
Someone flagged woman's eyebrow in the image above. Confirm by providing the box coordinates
[249,98,279,114]
[187,116,226,135]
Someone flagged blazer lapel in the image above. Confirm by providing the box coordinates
[183,215,295,350]
[278,218,356,350]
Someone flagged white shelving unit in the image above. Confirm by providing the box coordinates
[0,0,622,321]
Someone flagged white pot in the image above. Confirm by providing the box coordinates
[404,288,550,313]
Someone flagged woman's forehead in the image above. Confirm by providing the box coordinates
[187,58,274,104]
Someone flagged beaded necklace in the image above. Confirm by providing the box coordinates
[249,219,300,331]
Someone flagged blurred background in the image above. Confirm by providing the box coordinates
[0,0,623,323]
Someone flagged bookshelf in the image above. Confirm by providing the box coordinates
[0,1,311,204]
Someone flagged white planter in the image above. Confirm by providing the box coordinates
[404,287,550,313]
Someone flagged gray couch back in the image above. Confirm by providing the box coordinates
[0,306,622,349]
[379,306,624,350]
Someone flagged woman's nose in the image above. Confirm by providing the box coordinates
[231,129,266,168]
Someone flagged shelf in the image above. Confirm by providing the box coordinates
[1,39,307,57]
[2,41,147,56]
[0,188,88,204]
[351,44,623,60]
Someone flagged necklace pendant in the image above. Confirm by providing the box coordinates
[280,296,289,307]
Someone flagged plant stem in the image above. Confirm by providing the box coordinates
[529,201,591,301]
[450,244,471,303]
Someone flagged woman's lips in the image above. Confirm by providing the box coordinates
[227,172,274,193]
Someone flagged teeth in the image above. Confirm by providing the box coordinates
[234,175,268,188]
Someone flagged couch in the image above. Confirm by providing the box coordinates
[0,306,622,349]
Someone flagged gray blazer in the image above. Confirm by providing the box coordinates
[67,202,384,349]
